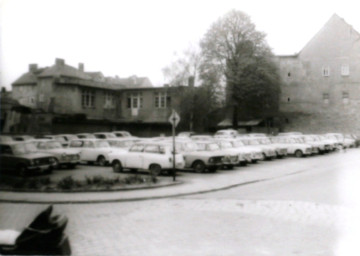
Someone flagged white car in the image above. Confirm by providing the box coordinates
[270,136,312,157]
[106,138,139,150]
[111,131,135,138]
[194,141,239,169]
[109,142,185,175]
[256,137,288,158]
[214,129,238,138]
[93,132,117,139]
[31,139,80,169]
[68,139,113,166]
[231,139,264,163]
[213,139,251,165]
[238,137,277,160]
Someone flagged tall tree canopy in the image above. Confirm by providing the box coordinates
[200,10,281,124]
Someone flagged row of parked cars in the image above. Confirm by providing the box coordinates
[0,130,358,177]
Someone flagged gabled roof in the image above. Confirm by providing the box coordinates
[299,13,360,57]
[12,67,47,85]
[38,62,92,80]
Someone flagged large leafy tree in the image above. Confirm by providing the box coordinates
[200,9,281,126]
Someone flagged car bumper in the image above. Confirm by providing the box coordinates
[27,165,53,173]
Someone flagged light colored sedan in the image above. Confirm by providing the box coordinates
[109,142,185,176]
[31,139,80,169]
[68,139,113,166]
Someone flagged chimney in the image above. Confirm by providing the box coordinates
[188,76,195,88]
[29,64,38,72]
[55,58,65,66]
[78,63,84,72]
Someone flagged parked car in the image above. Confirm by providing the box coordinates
[111,131,135,138]
[68,139,113,166]
[0,141,55,176]
[194,141,239,170]
[31,139,80,169]
[12,135,35,141]
[76,133,96,139]
[256,137,288,158]
[191,135,213,141]
[164,140,227,173]
[302,135,332,154]
[270,136,313,157]
[214,129,238,138]
[0,135,14,143]
[39,135,68,147]
[231,139,264,163]
[109,141,185,175]
[56,134,78,143]
[345,134,360,147]
[177,131,196,138]
[93,132,117,139]
[238,137,277,160]
[213,139,250,166]
[105,138,140,152]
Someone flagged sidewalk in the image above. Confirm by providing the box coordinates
[0,156,321,204]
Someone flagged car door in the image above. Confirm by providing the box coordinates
[81,141,98,161]
[69,140,85,161]
[142,144,164,169]
[125,144,144,168]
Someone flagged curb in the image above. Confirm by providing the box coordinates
[0,169,307,205]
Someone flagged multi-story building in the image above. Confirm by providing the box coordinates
[10,58,187,135]
[275,14,360,134]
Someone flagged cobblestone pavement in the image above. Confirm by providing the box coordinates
[1,198,359,256]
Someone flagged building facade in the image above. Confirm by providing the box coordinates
[11,58,187,135]
[275,14,360,134]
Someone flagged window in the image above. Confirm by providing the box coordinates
[322,66,330,77]
[341,64,350,76]
[104,92,115,109]
[127,93,143,109]
[144,145,160,153]
[69,141,83,148]
[129,144,144,152]
[342,91,349,104]
[155,92,170,108]
[82,90,95,108]
[323,93,330,104]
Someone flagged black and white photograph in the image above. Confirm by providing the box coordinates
[1,0,360,255]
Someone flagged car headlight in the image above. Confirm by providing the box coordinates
[208,157,214,163]
[29,160,35,166]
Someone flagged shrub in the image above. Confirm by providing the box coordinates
[57,176,77,190]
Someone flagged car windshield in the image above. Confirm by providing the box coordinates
[95,141,110,147]
[13,142,38,154]
[183,142,198,152]
[248,139,260,145]
[106,134,116,138]
[260,139,271,144]
[220,142,233,149]
[108,140,134,148]
[115,132,131,137]
[54,136,66,142]
[46,141,63,149]
[233,141,245,147]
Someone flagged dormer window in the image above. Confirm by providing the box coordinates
[322,66,330,77]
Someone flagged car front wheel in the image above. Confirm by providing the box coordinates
[193,161,206,173]
[149,164,162,176]
[97,155,106,166]
[295,150,303,158]
[112,160,123,173]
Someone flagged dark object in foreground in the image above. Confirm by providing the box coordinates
[0,205,71,255]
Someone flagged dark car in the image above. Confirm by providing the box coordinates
[0,141,55,176]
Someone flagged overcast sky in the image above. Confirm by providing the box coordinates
[1,0,359,90]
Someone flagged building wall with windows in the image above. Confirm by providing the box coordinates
[275,14,360,133]
[119,87,184,123]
